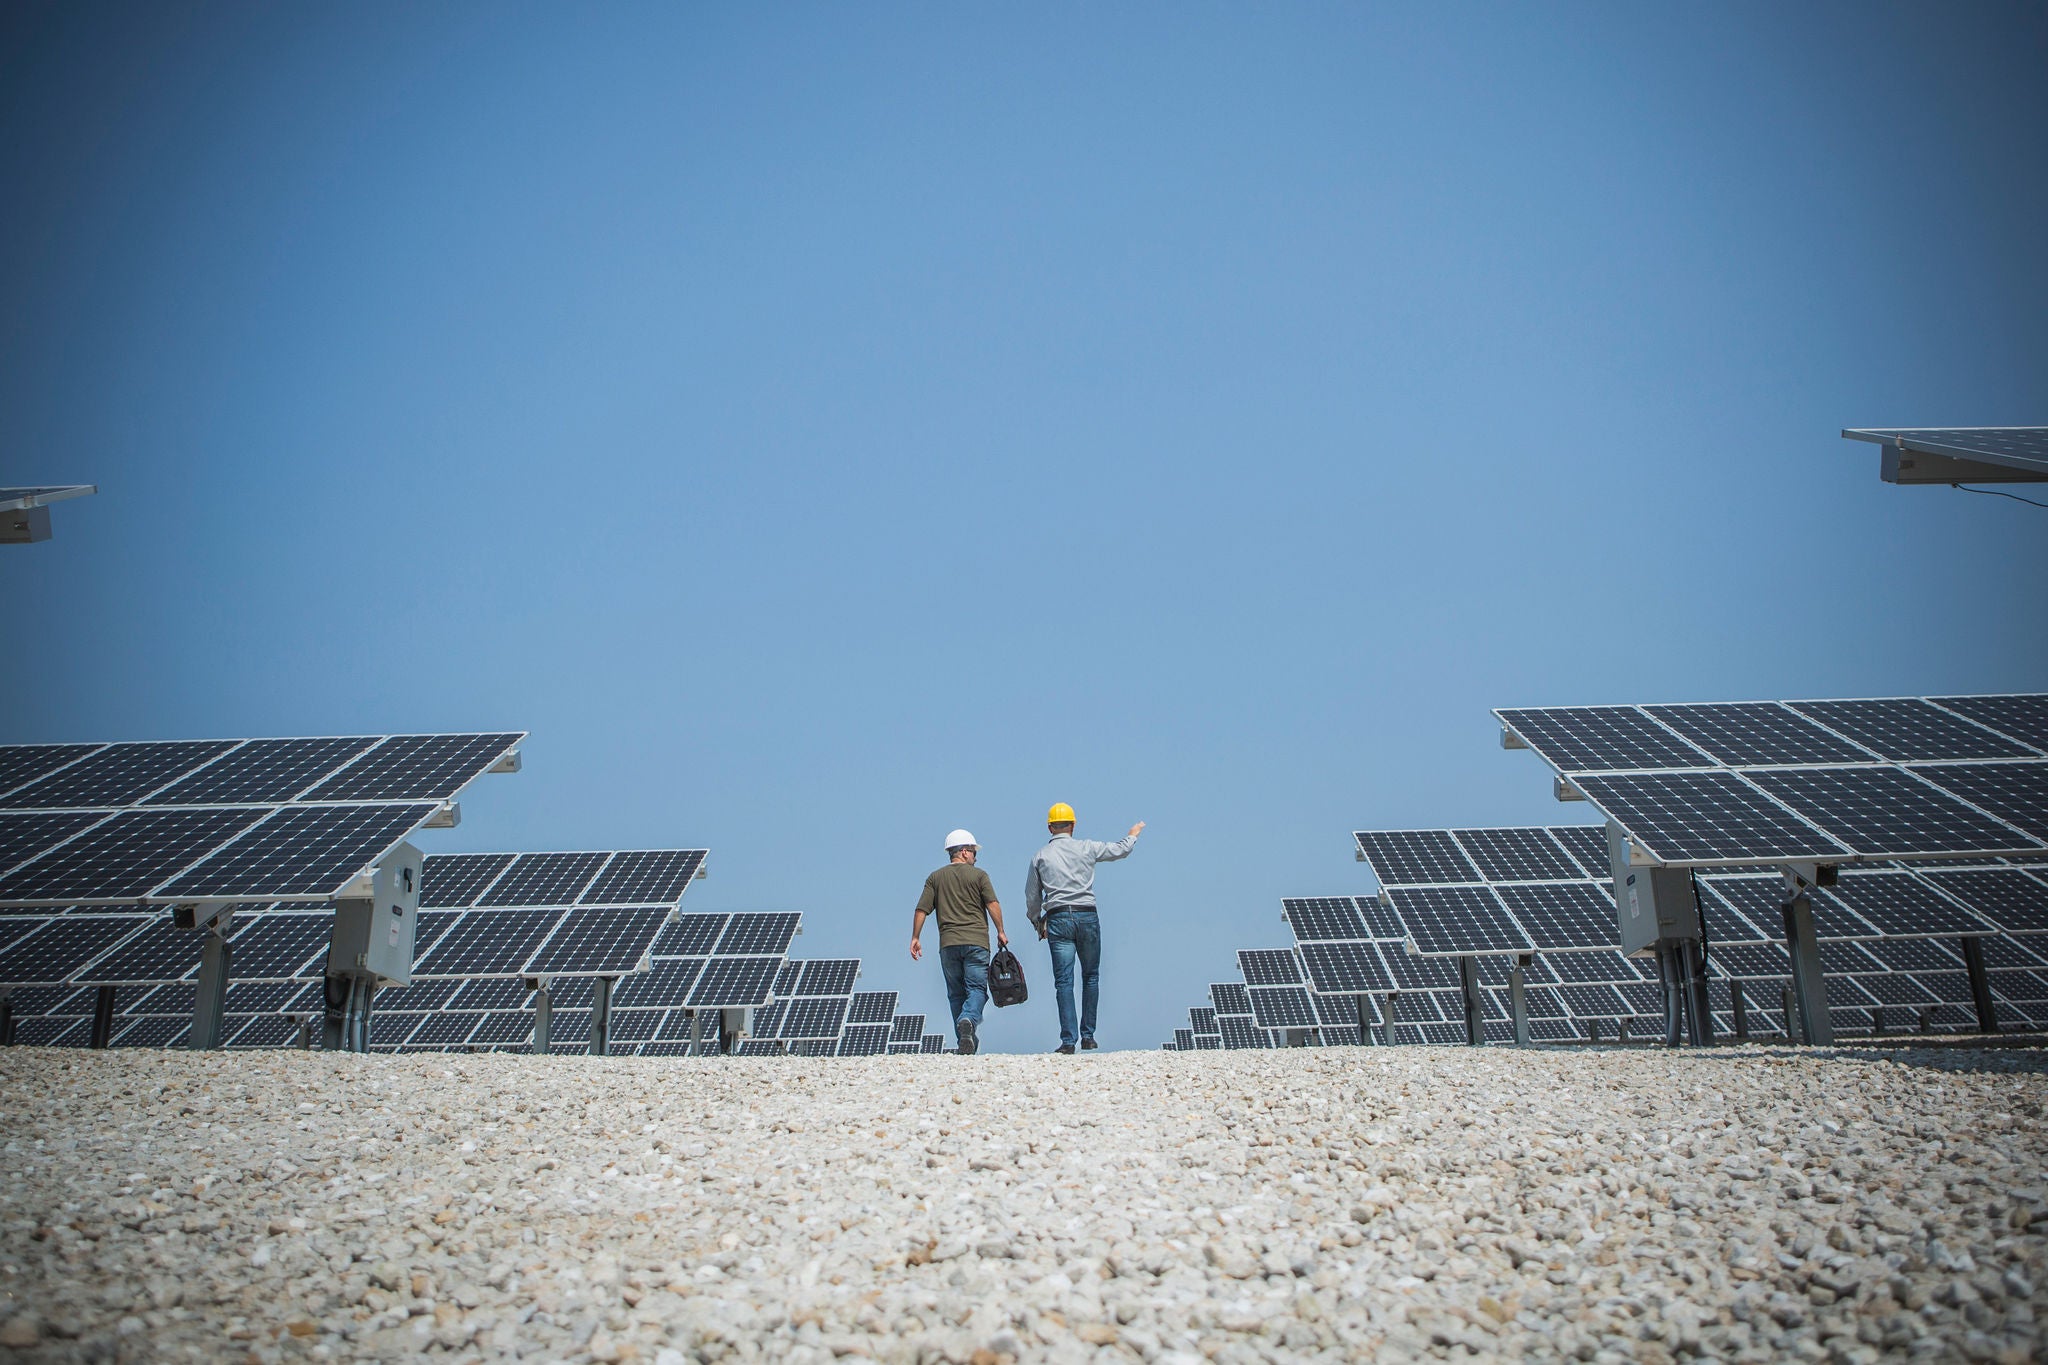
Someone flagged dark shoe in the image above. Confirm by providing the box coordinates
[957,1020,978,1056]
[1080,1038,1098,1050]
[1053,1044,1076,1055]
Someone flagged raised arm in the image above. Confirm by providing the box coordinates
[1091,822,1145,862]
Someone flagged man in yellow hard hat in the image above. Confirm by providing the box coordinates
[1025,803,1144,1054]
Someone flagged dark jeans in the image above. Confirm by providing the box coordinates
[940,943,990,1032]
[1045,908,1101,1047]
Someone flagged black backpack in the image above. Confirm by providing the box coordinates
[988,947,1028,1007]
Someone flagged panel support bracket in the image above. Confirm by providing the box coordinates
[1778,865,1832,1045]
[189,908,237,1051]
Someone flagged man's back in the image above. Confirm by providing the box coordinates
[920,862,998,948]
[1026,830,1137,920]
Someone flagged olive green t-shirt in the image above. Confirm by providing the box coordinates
[916,863,998,949]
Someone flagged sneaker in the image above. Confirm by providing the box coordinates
[1053,1044,1076,1055]
[1080,1038,1098,1050]
[957,1019,978,1056]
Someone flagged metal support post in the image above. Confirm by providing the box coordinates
[190,923,234,1051]
[0,993,13,1046]
[1657,943,1683,1046]
[589,976,613,1056]
[322,976,348,1051]
[531,979,552,1056]
[688,1008,707,1053]
[348,978,374,1053]
[1917,1007,1932,1034]
[1959,936,1999,1034]
[1781,984,1796,1038]
[89,984,117,1049]
[1730,978,1749,1040]
[1384,992,1402,1045]
[1509,955,1531,1045]
[1869,1007,1884,1036]
[1679,939,1713,1046]
[1585,1018,1601,1044]
[1458,956,1483,1047]
[1356,995,1379,1046]
[1616,1017,1629,1044]
[1780,891,1832,1044]
[294,1016,312,1050]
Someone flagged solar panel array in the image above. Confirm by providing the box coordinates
[0,734,523,906]
[1495,697,2048,868]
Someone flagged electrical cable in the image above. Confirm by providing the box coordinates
[1952,483,2048,509]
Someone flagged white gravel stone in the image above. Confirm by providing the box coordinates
[0,1044,2044,1362]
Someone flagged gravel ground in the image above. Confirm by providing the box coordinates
[2,1044,2044,1365]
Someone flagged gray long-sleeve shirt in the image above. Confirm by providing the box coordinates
[1025,831,1138,925]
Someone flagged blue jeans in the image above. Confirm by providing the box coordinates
[1045,908,1101,1047]
[940,943,990,1032]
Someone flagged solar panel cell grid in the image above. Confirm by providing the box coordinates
[1298,941,1393,994]
[1821,874,1995,939]
[1247,986,1316,1030]
[471,1011,535,1046]
[838,1023,890,1056]
[1497,706,1711,774]
[1787,699,2031,763]
[1572,772,1844,864]
[652,915,728,957]
[413,909,564,976]
[1281,898,1369,941]
[1549,826,1613,879]
[0,808,266,901]
[778,997,848,1039]
[688,956,779,1007]
[224,914,332,980]
[580,850,706,905]
[1389,884,1533,956]
[227,1015,300,1049]
[1386,952,1462,991]
[716,913,801,956]
[1353,830,1480,887]
[1209,982,1251,1015]
[889,1015,925,1044]
[1493,882,1617,951]
[143,737,382,806]
[111,1015,190,1048]
[1451,827,1583,881]
[302,733,523,802]
[1932,696,2048,753]
[478,852,609,907]
[0,916,147,985]
[1216,1016,1270,1049]
[1914,764,2048,843]
[1711,942,1792,979]
[796,959,860,997]
[526,906,668,975]
[160,803,437,899]
[0,746,103,802]
[612,958,704,1009]
[1236,949,1303,986]
[1818,941,1887,975]
[1643,702,1872,767]
[1919,869,2048,934]
[1863,937,1967,973]
[1,741,240,809]
[1745,767,2036,858]
[75,920,204,984]
[847,991,897,1025]
[420,853,517,908]
[450,977,531,1010]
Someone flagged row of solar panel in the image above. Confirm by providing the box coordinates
[418,850,705,910]
[0,734,526,810]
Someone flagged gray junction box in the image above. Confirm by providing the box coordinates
[327,840,424,986]
[1608,822,1700,956]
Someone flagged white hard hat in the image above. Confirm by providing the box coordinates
[945,829,978,850]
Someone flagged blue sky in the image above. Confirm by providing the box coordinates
[4,2,2044,1052]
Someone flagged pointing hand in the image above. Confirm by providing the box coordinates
[1129,821,1146,838]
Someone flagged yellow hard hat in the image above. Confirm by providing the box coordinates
[1046,802,1076,824]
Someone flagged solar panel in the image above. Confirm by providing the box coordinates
[1932,696,2048,753]
[1497,706,1710,774]
[301,733,524,802]
[1555,984,1629,1017]
[716,913,801,956]
[0,745,104,801]
[224,912,333,980]
[837,1023,891,1056]
[580,850,707,905]
[1694,875,1783,941]
[1281,897,1370,941]
[478,852,609,907]
[1914,764,2048,843]
[131,982,197,1015]
[1493,881,1618,951]
[71,918,204,984]
[471,1011,535,1047]
[1572,771,1844,864]
[111,1015,190,1048]
[1236,949,1303,986]
[0,915,146,985]
[420,853,516,908]
[1787,699,2031,763]
[776,997,849,1040]
[1384,952,1461,991]
[450,977,531,1010]
[1819,873,1995,939]
[1216,1015,1270,1050]
[1388,885,1533,956]
[653,914,728,957]
[1543,950,1645,984]
[1247,986,1316,1030]
[1863,936,1966,973]
[1209,982,1251,1015]
[0,808,266,902]
[1173,1027,1195,1051]
[373,977,462,1010]
[412,909,564,976]
[796,959,860,997]
[158,803,436,899]
[1474,954,1556,987]
[1845,428,2048,477]
[889,1015,925,1044]
[688,956,779,1007]
[1549,825,1613,879]
[847,991,897,1025]
[1352,830,1479,886]
[0,741,241,809]
[1298,940,1394,993]
[1451,827,1583,882]
[525,906,669,975]
[1919,868,2048,934]
[1189,1006,1217,1034]
[407,1012,482,1047]
[370,1011,425,1047]
[1643,702,1872,766]
[226,1015,300,1049]
[1745,767,2033,858]
[1709,942,1792,979]
[143,737,384,805]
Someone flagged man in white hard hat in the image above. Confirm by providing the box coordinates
[911,830,1009,1055]
[1026,803,1144,1054]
